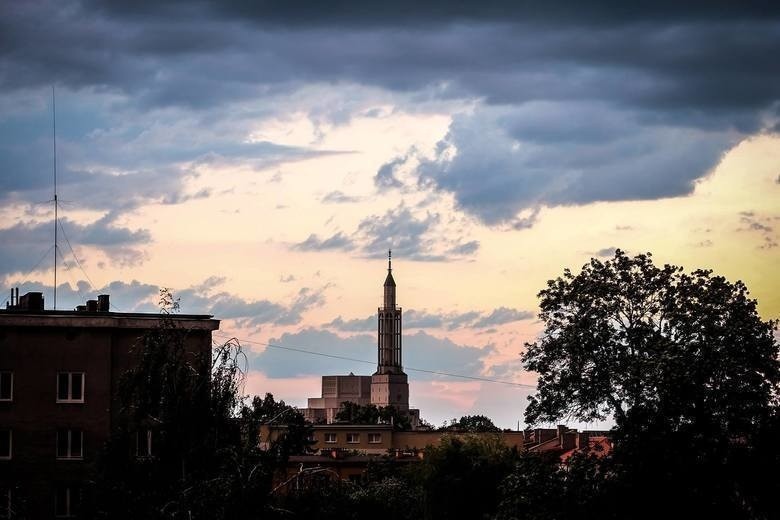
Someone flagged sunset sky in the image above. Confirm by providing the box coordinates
[1,1,778,428]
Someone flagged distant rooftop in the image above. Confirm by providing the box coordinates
[1,288,218,329]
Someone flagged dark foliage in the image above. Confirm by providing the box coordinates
[439,414,501,432]
[522,250,780,519]
[334,401,412,430]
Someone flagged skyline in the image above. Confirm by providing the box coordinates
[1,1,779,428]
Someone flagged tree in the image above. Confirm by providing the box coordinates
[440,414,501,432]
[522,250,780,518]
[334,402,412,430]
[96,290,264,519]
[243,392,314,460]
[414,434,515,520]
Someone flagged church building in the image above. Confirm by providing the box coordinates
[302,252,420,427]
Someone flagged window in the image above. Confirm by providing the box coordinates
[0,372,12,401]
[56,430,83,460]
[368,433,382,444]
[346,433,360,444]
[0,430,10,460]
[57,373,84,403]
[324,433,337,444]
[135,430,153,458]
[55,486,80,518]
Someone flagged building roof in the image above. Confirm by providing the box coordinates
[0,309,219,330]
[384,271,396,287]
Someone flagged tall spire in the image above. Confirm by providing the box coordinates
[384,249,396,288]
[377,250,403,374]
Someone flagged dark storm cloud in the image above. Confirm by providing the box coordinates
[2,1,779,225]
[417,105,737,224]
[255,328,489,379]
[4,2,778,116]
[90,1,780,27]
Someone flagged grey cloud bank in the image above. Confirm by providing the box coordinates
[1,1,778,252]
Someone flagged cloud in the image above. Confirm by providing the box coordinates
[293,205,479,261]
[1,1,778,233]
[374,155,407,188]
[471,307,535,328]
[175,280,328,327]
[355,207,445,261]
[737,210,778,249]
[326,306,533,332]
[446,240,479,256]
[324,315,376,332]
[321,191,361,204]
[2,275,327,326]
[254,328,490,380]
[0,215,151,276]
[417,104,737,225]
[592,247,618,258]
[1,279,160,313]
[294,232,355,252]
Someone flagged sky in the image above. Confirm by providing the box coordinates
[1,1,779,429]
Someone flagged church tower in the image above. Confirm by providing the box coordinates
[371,250,410,410]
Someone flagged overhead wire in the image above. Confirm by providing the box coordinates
[212,331,536,389]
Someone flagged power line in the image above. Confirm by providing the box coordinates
[212,331,536,389]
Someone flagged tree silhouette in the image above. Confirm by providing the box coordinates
[523,250,780,519]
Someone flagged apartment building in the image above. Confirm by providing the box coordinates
[0,290,219,519]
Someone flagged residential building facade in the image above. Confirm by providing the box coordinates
[0,291,219,518]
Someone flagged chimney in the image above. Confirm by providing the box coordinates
[561,431,577,451]
[19,292,44,311]
[576,432,589,450]
[97,294,110,312]
[557,424,567,438]
[86,299,98,312]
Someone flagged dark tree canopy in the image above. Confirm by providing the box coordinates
[523,250,779,439]
[440,414,501,432]
[334,402,412,430]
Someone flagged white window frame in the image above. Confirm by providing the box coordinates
[0,430,11,460]
[55,486,78,518]
[56,372,85,403]
[56,430,84,460]
[368,433,382,444]
[324,433,337,444]
[0,371,12,402]
[346,433,360,444]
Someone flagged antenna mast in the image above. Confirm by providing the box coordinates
[52,86,58,310]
